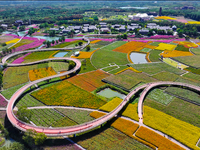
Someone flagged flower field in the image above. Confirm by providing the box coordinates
[52,117,77,127]
[28,67,57,81]
[160,50,193,58]
[0,94,7,107]
[12,53,31,64]
[172,55,200,68]
[48,61,69,72]
[99,97,139,121]
[141,35,177,39]
[152,71,180,81]
[155,16,177,20]
[0,35,16,43]
[155,43,177,51]
[113,41,148,53]
[52,40,84,48]
[103,69,157,90]
[135,126,185,150]
[163,58,188,69]
[67,70,110,92]
[16,94,44,107]
[31,80,106,109]
[114,67,142,75]
[71,49,99,59]
[190,48,200,55]
[90,40,101,44]
[143,105,200,150]
[90,38,115,42]
[5,38,20,44]
[187,21,200,24]
[173,41,198,48]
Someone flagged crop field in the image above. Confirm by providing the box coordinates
[84,41,112,51]
[0,36,16,43]
[140,48,151,52]
[29,67,57,81]
[146,88,174,105]
[190,48,200,55]
[143,105,200,150]
[23,51,58,63]
[155,43,177,51]
[148,50,162,62]
[52,117,77,127]
[0,95,7,107]
[135,126,185,150]
[161,50,193,58]
[99,97,139,121]
[163,58,188,69]
[11,39,34,49]
[103,70,157,90]
[0,111,7,125]
[71,49,98,59]
[16,94,45,107]
[3,63,48,89]
[30,109,64,127]
[175,45,189,52]
[130,62,186,75]
[90,40,101,44]
[48,62,69,72]
[91,41,129,69]
[183,72,200,81]
[184,67,200,75]
[73,127,151,150]
[173,55,200,68]
[56,109,94,124]
[31,80,106,109]
[67,70,110,92]
[108,66,129,74]
[52,40,85,48]
[152,71,180,81]
[149,42,161,46]
[78,58,96,74]
[173,41,198,48]
[113,41,147,53]
[144,97,200,128]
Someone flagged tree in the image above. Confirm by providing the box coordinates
[122,33,127,39]
[61,36,65,42]
[46,41,51,48]
[19,25,25,31]
[78,41,83,46]
[1,43,6,46]
[52,40,55,45]
[9,142,25,150]
[34,132,47,145]
[86,45,90,51]
[2,63,7,70]
[49,30,55,37]
[17,106,32,123]
[185,35,190,41]
[43,41,46,45]
[68,61,76,70]
[116,35,121,40]
[56,40,59,44]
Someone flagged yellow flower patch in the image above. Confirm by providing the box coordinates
[115,67,142,75]
[155,16,177,20]
[163,58,188,69]
[90,40,101,44]
[155,43,177,51]
[143,106,200,150]
[5,38,20,44]
[160,50,193,58]
[135,126,185,150]
[28,67,57,81]
[173,41,198,48]
[71,49,99,59]
[187,21,200,24]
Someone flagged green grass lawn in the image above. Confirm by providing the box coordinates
[52,117,77,127]
[146,88,175,105]
[91,41,129,69]
[78,58,96,74]
[51,40,85,48]
[108,65,129,74]
[183,72,200,82]
[184,67,200,75]
[152,71,180,81]
[190,48,200,55]
[149,42,161,46]
[173,55,200,68]
[102,66,119,72]
[29,109,64,127]
[140,48,152,52]
[16,94,45,107]
[48,61,69,72]
[144,97,200,128]
[72,127,151,150]
[31,80,106,109]
[148,50,162,62]
[130,62,186,75]
[103,70,157,91]
[175,45,189,52]
[23,51,58,63]
[3,63,48,89]
[56,109,94,124]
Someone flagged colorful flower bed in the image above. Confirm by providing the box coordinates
[90,38,115,42]
[155,43,177,51]
[187,21,200,24]
[163,58,188,69]
[141,35,177,39]
[113,41,148,53]
[12,53,31,64]
[28,67,57,81]
[160,50,193,58]
[0,94,8,107]
[0,36,15,43]
[135,126,185,150]
[31,80,106,109]
[5,38,20,44]
[67,70,110,92]
[115,67,142,75]
[173,41,198,48]
[155,16,177,20]
[90,40,101,44]
[71,49,99,59]
[143,105,200,150]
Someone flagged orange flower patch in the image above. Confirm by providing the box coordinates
[160,50,193,58]
[67,70,110,92]
[71,49,99,59]
[135,126,185,150]
[113,41,148,53]
[29,67,57,81]
[146,52,151,62]
[144,44,157,49]
[90,40,101,44]
[173,41,198,48]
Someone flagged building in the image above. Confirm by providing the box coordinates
[59,26,65,30]
[62,29,70,33]
[1,24,8,29]
[159,7,162,16]
[50,28,59,31]
[100,28,110,33]
[83,24,90,27]
[172,25,177,31]
[139,29,149,35]
[88,25,97,32]
[15,20,23,25]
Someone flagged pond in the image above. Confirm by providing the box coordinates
[97,88,126,99]
[54,52,68,57]
[130,52,148,64]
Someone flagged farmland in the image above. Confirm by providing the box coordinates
[172,55,200,68]
[152,71,180,81]
[48,61,69,72]
[148,50,162,62]
[31,80,106,109]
